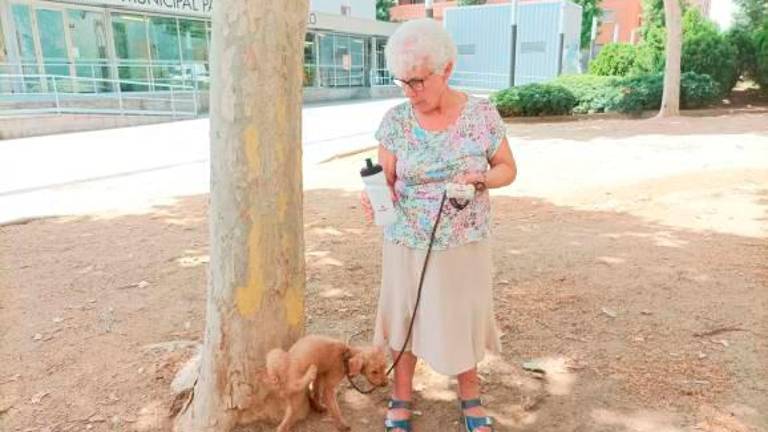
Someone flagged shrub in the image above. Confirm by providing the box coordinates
[725,26,757,80]
[611,73,665,114]
[755,23,768,90]
[633,25,666,74]
[491,83,577,117]
[680,72,722,108]
[492,72,721,117]
[681,10,739,95]
[589,44,639,76]
[552,75,622,113]
[610,72,721,113]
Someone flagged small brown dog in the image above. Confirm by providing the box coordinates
[265,335,388,432]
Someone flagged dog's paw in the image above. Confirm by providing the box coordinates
[333,422,351,432]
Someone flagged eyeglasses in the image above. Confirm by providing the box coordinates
[393,73,433,92]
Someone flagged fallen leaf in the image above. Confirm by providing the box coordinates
[30,391,49,404]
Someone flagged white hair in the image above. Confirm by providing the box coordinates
[385,19,458,78]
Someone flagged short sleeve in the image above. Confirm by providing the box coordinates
[483,100,506,159]
[375,105,404,154]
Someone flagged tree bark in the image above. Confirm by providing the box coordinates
[174,0,309,430]
[658,0,682,117]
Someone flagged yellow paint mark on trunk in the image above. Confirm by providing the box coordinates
[284,285,303,328]
[243,125,261,175]
[236,224,264,316]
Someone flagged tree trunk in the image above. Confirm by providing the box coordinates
[174,0,309,430]
[658,0,682,117]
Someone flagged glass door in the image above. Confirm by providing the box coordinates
[111,13,150,91]
[67,9,111,92]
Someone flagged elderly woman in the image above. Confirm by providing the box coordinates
[362,18,517,432]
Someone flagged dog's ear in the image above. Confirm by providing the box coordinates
[347,354,364,376]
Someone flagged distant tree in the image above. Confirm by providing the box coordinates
[376,0,396,21]
[573,0,603,49]
[733,0,768,29]
[458,0,487,5]
[659,0,682,117]
[642,0,666,33]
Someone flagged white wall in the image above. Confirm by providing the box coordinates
[310,0,376,20]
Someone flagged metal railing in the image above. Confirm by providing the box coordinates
[0,60,210,93]
[0,73,200,117]
[370,68,395,87]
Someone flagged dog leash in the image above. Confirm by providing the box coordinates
[346,191,448,394]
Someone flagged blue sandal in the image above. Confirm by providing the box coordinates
[460,399,494,431]
[384,399,412,432]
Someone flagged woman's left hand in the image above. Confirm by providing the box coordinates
[453,172,485,186]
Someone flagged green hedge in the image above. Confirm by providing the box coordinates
[551,75,622,113]
[681,72,722,108]
[602,72,720,113]
[755,23,768,90]
[490,83,577,117]
[611,73,665,113]
[491,72,721,117]
[589,44,639,77]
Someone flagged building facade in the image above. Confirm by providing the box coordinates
[0,0,398,100]
[596,0,711,46]
[392,0,714,48]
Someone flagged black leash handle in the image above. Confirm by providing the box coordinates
[347,191,448,394]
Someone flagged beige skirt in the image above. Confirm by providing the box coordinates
[373,239,502,376]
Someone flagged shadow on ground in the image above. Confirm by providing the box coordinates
[1,189,766,432]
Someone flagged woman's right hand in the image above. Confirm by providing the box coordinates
[360,191,374,224]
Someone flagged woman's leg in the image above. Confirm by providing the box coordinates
[457,367,491,431]
[388,349,416,430]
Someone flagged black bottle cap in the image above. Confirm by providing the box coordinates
[360,158,383,177]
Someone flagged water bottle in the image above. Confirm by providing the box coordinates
[360,158,397,226]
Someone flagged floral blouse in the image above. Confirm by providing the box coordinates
[375,95,506,250]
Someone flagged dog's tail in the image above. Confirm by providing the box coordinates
[265,348,289,386]
[288,364,318,394]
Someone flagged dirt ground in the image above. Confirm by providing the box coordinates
[1,110,767,432]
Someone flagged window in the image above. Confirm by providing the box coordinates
[149,16,180,61]
[304,32,316,87]
[149,16,181,87]
[111,13,150,90]
[373,38,391,85]
[179,19,206,62]
[0,18,6,63]
[317,33,367,88]
[36,9,68,78]
[178,19,208,89]
[12,5,42,91]
[11,4,37,63]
